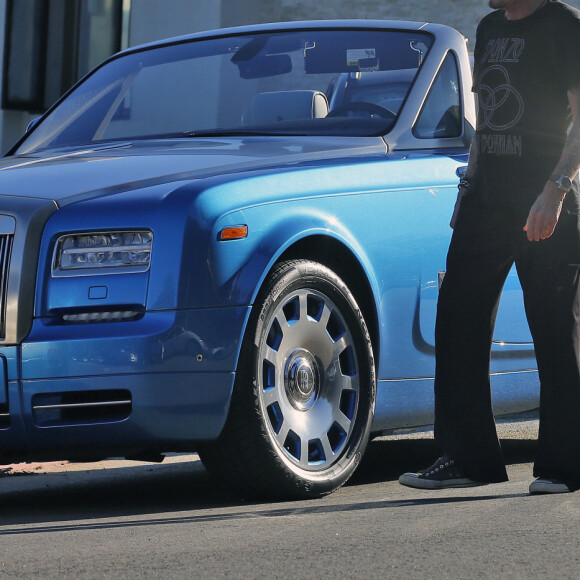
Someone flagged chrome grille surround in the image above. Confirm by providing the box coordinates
[0,198,58,345]
[0,234,14,339]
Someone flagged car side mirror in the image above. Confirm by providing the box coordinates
[26,117,41,133]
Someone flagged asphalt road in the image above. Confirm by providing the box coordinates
[1,415,579,579]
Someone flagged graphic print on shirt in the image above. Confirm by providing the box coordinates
[477,38,525,157]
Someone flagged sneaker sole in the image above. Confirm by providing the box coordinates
[399,473,483,490]
[529,482,570,494]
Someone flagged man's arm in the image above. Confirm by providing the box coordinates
[463,133,479,181]
[524,85,580,241]
[450,135,479,228]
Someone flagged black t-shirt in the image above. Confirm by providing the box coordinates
[472,0,580,214]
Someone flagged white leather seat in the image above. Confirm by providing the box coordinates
[243,90,328,125]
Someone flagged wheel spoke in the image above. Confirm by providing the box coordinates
[334,403,354,433]
[340,375,359,399]
[320,436,335,463]
[263,346,280,366]
[298,435,310,466]
[317,302,332,328]
[324,360,358,410]
[263,345,279,367]
[261,385,279,406]
[275,421,291,449]
[276,310,291,332]
[298,292,309,322]
[332,335,349,357]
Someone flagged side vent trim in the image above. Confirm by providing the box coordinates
[0,403,9,428]
[32,389,132,427]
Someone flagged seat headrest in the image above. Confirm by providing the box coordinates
[243,90,328,125]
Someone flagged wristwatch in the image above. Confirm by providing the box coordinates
[549,174,573,192]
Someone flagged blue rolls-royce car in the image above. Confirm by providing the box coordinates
[0,20,537,499]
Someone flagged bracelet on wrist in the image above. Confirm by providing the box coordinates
[458,177,471,190]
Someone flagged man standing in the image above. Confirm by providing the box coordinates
[399,0,580,494]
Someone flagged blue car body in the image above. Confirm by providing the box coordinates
[0,20,537,496]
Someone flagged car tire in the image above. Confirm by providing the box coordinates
[198,259,376,500]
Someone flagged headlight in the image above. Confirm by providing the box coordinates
[53,230,153,276]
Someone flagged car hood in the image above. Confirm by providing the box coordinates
[0,137,387,207]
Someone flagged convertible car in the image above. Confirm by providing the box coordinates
[0,20,537,499]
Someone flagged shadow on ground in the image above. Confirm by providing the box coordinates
[0,437,537,527]
[349,436,537,485]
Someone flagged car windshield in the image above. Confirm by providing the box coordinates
[15,27,433,154]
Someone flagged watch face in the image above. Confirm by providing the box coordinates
[552,175,572,191]
[561,176,573,191]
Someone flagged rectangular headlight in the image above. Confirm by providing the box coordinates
[53,231,153,276]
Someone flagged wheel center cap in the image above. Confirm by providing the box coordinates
[285,349,320,411]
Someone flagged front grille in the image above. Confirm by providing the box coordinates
[32,389,132,427]
[0,235,13,340]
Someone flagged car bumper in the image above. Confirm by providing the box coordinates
[0,305,250,462]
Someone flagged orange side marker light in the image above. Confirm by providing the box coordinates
[219,225,248,241]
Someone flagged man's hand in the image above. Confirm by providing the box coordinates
[524,182,566,242]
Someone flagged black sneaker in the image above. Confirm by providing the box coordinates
[529,478,570,494]
[399,455,482,489]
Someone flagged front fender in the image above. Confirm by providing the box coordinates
[210,203,382,313]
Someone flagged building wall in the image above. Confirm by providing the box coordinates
[127,0,580,51]
[226,0,580,51]
[128,0,221,46]
[242,0,489,50]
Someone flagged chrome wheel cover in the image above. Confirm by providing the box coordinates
[258,288,360,472]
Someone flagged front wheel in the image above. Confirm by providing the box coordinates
[198,259,376,500]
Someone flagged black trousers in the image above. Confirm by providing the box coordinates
[434,197,580,491]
